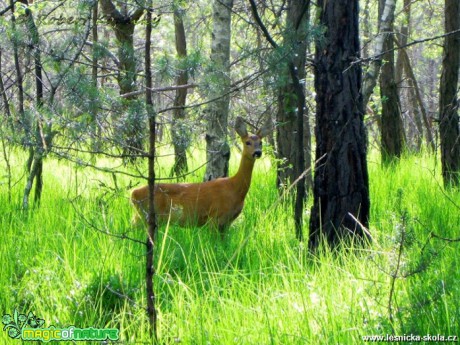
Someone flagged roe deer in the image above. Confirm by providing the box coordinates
[130,117,271,232]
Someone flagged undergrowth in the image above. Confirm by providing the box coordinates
[0,151,459,344]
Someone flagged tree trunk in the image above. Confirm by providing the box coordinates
[171,9,189,178]
[361,0,372,60]
[0,49,13,130]
[248,0,310,240]
[439,0,460,187]
[309,0,371,250]
[362,0,396,108]
[9,0,26,135]
[99,0,144,162]
[397,42,435,151]
[276,0,311,196]
[144,5,158,340]
[204,0,233,181]
[91,0,100,152]
[380,23,404,163]
[395,0,418,151]
[23,8,45,209]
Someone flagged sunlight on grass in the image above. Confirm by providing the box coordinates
[1,151,459,343]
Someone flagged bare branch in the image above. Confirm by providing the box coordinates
[120,83,198,98]
[248,0,279,49]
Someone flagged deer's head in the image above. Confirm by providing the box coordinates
[235,117,271,160]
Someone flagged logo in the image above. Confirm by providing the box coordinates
[2,309,119,342]
[2,309,45,339]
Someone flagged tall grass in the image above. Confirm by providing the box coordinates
[1,150,459,344]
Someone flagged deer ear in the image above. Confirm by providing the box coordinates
[235,116,248,138]
[257,119,272,138]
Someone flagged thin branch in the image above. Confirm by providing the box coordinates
[353,28,460,68]
[120,83,198,98]
[248,0,279,49]
[157,67,270,114]
[69,199,146,246]
[0,3,13,16]
[430,231,460,243]
[51,145,213,182]
[85,40,120,68]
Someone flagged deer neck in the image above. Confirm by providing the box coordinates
[231,154,256,199]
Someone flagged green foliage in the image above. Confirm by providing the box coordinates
[154,49,205,83]
[155,52,178,83]
[180,49,204,79]
[1,151,459,343]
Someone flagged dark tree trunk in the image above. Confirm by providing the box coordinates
[144,5,158,341]
[277,0,311,241]
[439,0,460,187]
[171,9,189,178]
[276,0,311,194]
[248,0,310,240]
[379,0,404,163]
[309,0,370,250]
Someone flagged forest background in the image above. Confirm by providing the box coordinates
[0,0,459,343]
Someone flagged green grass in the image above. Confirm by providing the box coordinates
[1,150,459,344]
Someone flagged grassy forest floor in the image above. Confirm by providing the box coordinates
[1,149,459,344]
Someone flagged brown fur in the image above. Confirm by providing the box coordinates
[130,117,270,231]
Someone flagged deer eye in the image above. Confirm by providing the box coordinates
[246,141,251,145]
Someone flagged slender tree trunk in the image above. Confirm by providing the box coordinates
[99,0,144,162]
[276,0,311,197]
[439,0,460,186]
[9,0,26,135]
[1,135,12,202]
[362,0,396,108]
[171,9,189,178]
[91,0,100,152]
[144,5,158,341]
[395,0,409,86]
[395,0,417,151]
[361,0,372,60]
[397,43,435,151]
[0,49,13,130]
[380,18,404,163]
[396,42,427,152]
[406,77,424,152]
[23,8,46,208]
[204,0,233,181]
[309,0,371,250]
[0,48,12,201]
[248,0,310,240]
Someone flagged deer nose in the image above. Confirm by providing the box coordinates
[253,150,262,159]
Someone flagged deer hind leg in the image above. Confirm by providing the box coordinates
[218,223,230,239]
